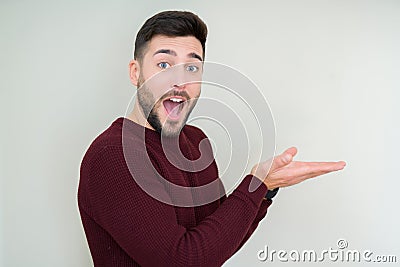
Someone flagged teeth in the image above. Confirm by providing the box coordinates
[169,97,183,103]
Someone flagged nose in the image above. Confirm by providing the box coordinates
[171,64,187,90]
[172,83,186,91]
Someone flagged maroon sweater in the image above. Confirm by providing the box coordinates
[78,117,272,266]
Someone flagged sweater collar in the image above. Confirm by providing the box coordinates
[114,117,185,145]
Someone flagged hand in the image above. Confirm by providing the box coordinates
[250,147,346,190]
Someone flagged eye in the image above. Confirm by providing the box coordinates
[186,64,199,73]
[157,62,171,69]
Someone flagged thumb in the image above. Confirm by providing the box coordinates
[270,147,297,171]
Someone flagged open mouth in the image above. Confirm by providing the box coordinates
[162,96,186,120]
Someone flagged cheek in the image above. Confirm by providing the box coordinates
[140,68,171,101]
[188,84,201,99]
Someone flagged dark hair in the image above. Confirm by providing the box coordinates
[134,11,208,62]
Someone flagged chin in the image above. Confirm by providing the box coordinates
[160,119,185,137]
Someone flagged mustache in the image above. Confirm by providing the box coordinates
[162,90,190,100]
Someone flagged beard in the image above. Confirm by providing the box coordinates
[136,74,199,137]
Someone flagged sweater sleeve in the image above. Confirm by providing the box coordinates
[234,199,272,253]
[218,187,272,254]
[86,145,269,267]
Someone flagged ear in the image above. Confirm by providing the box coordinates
[128,59,140,86]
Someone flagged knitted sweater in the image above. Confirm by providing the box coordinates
[78,117,272,267]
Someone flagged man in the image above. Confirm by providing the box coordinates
[78,10,345,266]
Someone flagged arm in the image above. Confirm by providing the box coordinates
[86,146,269,267]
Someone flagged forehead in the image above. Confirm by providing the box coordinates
[145,35,203,57]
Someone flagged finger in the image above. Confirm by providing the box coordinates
[293,167,341,184]
[287,161,346,184]
[303,161,346,172]
[268,160,346,188]
[276,168,335,188]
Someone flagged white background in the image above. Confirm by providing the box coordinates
[1,0,399,266]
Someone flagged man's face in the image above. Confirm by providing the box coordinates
[133,35,203,137]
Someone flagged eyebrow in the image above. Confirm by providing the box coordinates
[153,49,203,61]
[188,52,203,62]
